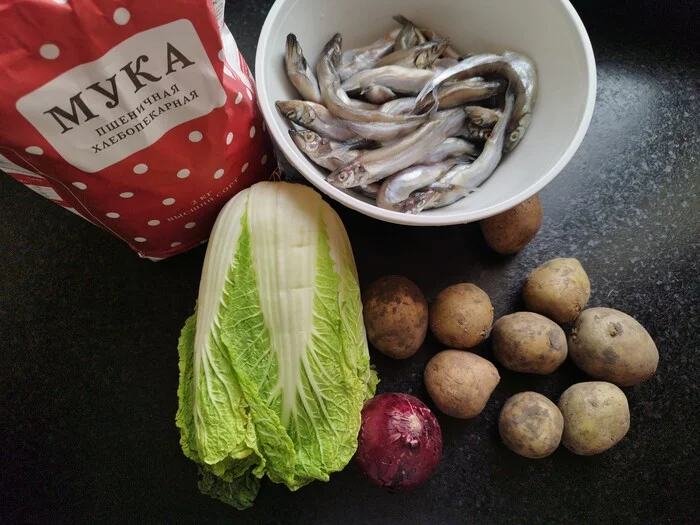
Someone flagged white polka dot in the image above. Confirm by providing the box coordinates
[226,132,234,145]
[72,182,87,190]
[25,146,43,155]
[162,198,175,206]
[134,237,147,243]
[189,131,203,142]
[261,154,268,165]
[249,126,256,138]
[133,163,148,174]
[234,92,243,104]
[246,88,253,100]
[113,7,130,25]
[40,44,60,60]
[241,162,249,173]
[52,0,68,4]
[218,49,224,61]
[170,242,182,248]
[177,169,190,179]
[106,212,120,218]
[185,222,196,229]
[148,220,160,226]
[214,168,225,179]
[119,192,134,198]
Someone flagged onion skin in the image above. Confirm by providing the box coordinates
[355,393,442,490]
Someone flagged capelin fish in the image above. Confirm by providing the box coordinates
[353,183,381,199]
[289,129,366,171]
[317,34,428,125]
[375,40,448,69]
[378,97,417,115]
[430,57,460,74]
[393,15,463,59]
[465,106,502,127]
[461,106,502,141]
[411,181,474,210]
[362,85,397,104]
[326,108,466,188]
[376,159,463,210]
[400,90,515,213]
[414,51,538,151]
[342,66,436,95]
[337,28,401,82]
[337,89,380,110]
[414,79,504,113]
[337,118,424,142]
[285,34,323,103]
[420,137,479,164]
[432,57,460,70]
[395,20,420,50]
[276,100,358,142]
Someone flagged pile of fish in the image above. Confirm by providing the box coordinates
[278,15,537,214]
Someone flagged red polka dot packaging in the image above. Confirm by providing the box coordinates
[0,0,274,260]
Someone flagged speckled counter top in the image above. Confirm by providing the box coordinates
[1,1,698,523]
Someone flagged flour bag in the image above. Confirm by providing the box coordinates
[0,0,274,260]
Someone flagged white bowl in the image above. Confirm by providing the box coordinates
[255,0,596,225]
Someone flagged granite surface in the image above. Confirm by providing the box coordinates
[1,1,698,524]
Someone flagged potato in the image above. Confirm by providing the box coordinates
[523,258,591,324]
[492,312,567,374]
[480,195,543,254]
[424,350,500,418]
[499,392,563,459]
[362,275,428,359]
[569,307,659,386]
[558,381,630,456]
[429,283,494,349]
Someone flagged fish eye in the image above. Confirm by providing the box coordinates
[510,131,520,142]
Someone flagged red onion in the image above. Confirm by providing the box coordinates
[355,393,442,490]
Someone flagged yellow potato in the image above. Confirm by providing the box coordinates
[569,307,659,386]
[492,312,567,374]
[499,392,563,458]
[429,283,494,349]
[480,195,543,255]
[362,275,428,359]
[424,350,500,418]
[558,381,630,456]
[523,258,591,324]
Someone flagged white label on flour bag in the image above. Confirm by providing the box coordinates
[16,20,227,173]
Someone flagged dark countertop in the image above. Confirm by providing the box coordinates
[1,1,699,524]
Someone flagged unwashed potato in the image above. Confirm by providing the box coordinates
[558,381,630,456]
[429,283,494,349]
[492,312,568,374]
[424,350,500,418]
[499,392,564,459]
[569,307,659,386]
[362,275,428,359]
[523,258,591,324]
[480,195,543,254]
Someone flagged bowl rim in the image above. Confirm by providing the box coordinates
[254,0,597,225]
